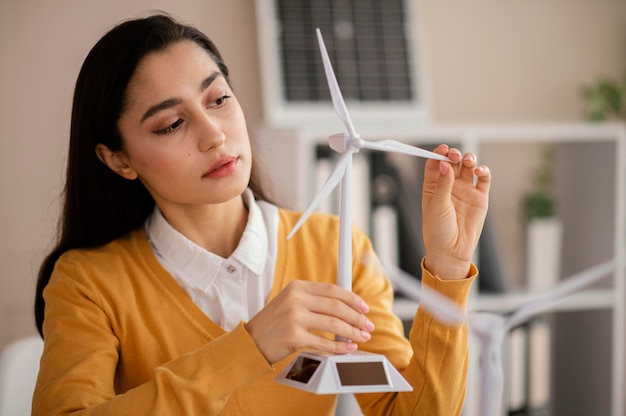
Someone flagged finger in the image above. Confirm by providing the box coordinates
[435,158,456,201]
[295,282,375,343]
[424,144,449,181]
[446,147,463,178]
[307,312,373,344]
[446,146,463,163]
[431,144,449,159]
[299,332,360,355]
[303,282,370,314]
[300,288,375,339]
[424,158,455,209]
[459,152,478,182]
[474,165,492,194]
[425,145,460,183]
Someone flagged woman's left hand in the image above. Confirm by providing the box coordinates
[422,144,491,280]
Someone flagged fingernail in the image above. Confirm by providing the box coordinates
[440,162,449,176]
[360,330,371,341]
[346,343,358,352]
[365,319,375,332]
[360,301,370,313]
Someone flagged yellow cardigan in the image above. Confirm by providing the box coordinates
[33,209,475,415]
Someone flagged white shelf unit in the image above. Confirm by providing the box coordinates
[255,122,626,416]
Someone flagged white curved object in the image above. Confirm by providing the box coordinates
[384,259,617,416]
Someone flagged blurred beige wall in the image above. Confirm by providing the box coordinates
[0,0,263,346]
[420,0,626,122]
[1,0,625,352]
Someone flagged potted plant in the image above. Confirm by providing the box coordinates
[522,145,556,220]
[522,145,562,292]
[580,72,626,121]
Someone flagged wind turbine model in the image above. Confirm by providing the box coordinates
[384,256,618,416]
[275,29,451,395]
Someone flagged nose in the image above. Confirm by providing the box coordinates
[197,111,226,151]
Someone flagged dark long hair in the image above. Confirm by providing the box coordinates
[35,12,273,337]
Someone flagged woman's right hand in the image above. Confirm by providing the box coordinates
[244,280,374,364]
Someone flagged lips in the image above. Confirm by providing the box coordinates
[203,156,238,179]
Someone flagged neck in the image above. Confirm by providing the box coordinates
[159,195,248,258]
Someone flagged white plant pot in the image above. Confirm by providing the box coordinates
[520,217,563,411]
[525,217,563,292]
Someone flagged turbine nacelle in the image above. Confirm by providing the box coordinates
[328,133,362,154]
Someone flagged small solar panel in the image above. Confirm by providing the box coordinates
[276,0,415,103]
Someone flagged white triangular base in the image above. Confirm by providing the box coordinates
[275,350,412,394]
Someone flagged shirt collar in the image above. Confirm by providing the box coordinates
[231,190,268,275]
[145,189,268,285]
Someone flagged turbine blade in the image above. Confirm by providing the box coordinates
[383,261,466,326]
[506,259,616,329]
[316,28,358,139]
[359,139,452,162]
[287,151,352,239]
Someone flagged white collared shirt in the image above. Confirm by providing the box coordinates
[145,190,279,331]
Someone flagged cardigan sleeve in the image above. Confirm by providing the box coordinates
[349,229,475,416]
[32,257,274,416]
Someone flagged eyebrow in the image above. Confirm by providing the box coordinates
[140,71,223,123]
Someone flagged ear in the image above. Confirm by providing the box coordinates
[95,144,138,180]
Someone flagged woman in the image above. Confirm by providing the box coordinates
[33,12,491,415]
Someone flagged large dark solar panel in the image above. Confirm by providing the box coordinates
[276,0,414,103]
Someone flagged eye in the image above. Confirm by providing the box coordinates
[210,94,231,108]
[154,118,184,135]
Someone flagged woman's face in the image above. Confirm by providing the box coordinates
[116,40,252,210]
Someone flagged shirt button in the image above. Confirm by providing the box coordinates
[226,265,236,273]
